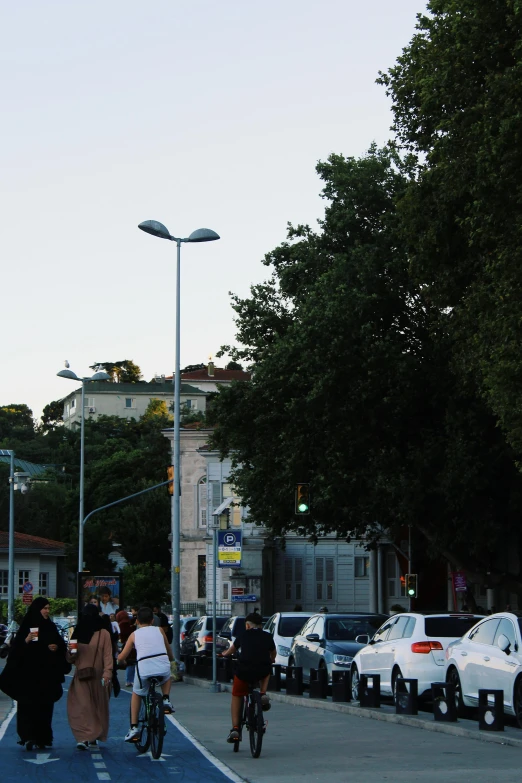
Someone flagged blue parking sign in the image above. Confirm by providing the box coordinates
[218,530,242,568]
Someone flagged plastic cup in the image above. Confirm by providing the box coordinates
[30,627,38,642]
[69,639,78,654]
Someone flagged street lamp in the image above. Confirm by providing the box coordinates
[57,367,110,573]
[0,449,15,623]
[138,219,220,660]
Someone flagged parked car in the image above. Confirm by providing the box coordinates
[351,612,484,702]
[264,612,312,671]
[180,616,199,644]
[289,613,388,683]
[445,611,522,725]
[216,616,247,654]
[180,615,229,657]
[0,624,8,645]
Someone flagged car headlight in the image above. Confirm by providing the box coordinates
[277,645,291,657]
[333,654,353,665]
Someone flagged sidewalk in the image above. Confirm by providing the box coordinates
[0,660,14,725]
[174,678,522,783]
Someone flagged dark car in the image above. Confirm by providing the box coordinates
[180,615,229,657]
[216,616,247,654]
[0,624,8,645]
[289,613,389,683]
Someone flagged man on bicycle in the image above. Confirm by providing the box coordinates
[221,611,276,743]
[118,606,174,742]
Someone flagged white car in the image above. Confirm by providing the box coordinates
[445,612,522,725]
[351,612,484,702]
[263,612,312,671]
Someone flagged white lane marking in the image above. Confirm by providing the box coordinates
[97,774,111,781]
[166,714,246,783]
[92,753,103,759]
[25,753,60,765]
[93,762,107,768]
[137,751,171,762]
[0,704,17,742]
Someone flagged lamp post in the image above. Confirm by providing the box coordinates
[57,367,110,573]
[0,449,15,623]
[138,220,220,660]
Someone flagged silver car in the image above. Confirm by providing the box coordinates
[289,613,388,683]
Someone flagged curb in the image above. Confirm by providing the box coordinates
[183,675,522,749]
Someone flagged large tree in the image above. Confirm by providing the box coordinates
[90,360,142,384]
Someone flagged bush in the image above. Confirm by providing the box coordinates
[0,596,77,624]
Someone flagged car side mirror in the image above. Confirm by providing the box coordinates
[306,633,320,642]
[497,633,511,654]
[355,634,370,645]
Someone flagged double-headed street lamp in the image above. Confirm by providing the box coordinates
[57,367,111,573]
[138,219,220,659]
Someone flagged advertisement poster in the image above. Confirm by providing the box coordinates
[78,573,123,615]
[452,571,467,593]
[218,530,242,568]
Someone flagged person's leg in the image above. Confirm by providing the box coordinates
[160,678,171,697]
[130,693,141,725]
[259,674,270,693]
[126,663,135,686]
[231,695,242,728]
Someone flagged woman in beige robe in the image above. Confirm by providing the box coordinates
[67,604,113,749]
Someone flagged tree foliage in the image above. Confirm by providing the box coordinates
[122,562,170,607]
[90,360,142,383]
[41,399,64,431]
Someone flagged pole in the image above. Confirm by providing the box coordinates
[78,380,86,574]
[171,238,181,660]
[408,525,412,612]
[210,524,220,692]
[7,451,15,624]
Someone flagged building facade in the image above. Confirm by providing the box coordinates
[0,532,72,599]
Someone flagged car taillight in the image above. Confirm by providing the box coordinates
[203,634,213,642]
[411,641,444,654]
[181,632,186,641]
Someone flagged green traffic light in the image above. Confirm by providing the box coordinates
[298,502,309,513]
[408,588,415,596]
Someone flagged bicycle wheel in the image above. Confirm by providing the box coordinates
[135,698,151,754]
[248,692,263,758]
[150,694,165,760]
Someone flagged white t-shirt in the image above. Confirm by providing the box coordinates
[135,625,170,678]
[100,600,119,615]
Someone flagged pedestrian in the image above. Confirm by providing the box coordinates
[116,609,136,687]
[89,595,101,612]
[153,604,173,644]
[319,606,329,613]
[67,604,113,750]
[0,597,70,750]
[100,613,121,697]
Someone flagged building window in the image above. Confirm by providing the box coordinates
[85,397,95,408]
[125,398,136,409]
[39,573,49,596]
[286,583,292,600]
[0,570,7,595]
[222,583,229,600]
[198,555,206,598]
[315,557,335,601]
[355,556,370,578]
[70,398,76,409]
[386,551,405,597]
[18,570,30,594]
[198,476,208,528]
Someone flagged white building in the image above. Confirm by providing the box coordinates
[0,532,71,599]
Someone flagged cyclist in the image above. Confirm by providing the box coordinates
[221,611,276,744]
[117,606,174,743]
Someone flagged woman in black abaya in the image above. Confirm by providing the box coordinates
[0,596,69,749]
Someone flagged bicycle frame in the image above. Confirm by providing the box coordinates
[233,685,265,758]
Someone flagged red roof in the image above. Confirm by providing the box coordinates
[181,368,251,382]
[0,531,65,552]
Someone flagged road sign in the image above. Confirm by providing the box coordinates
[231,587,245,596]
[231,594,257,603]
[22,593,33,605]
[218,530,242,568]
[22,581,33,593]
[452,571,467,592]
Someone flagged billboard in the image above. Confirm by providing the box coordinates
[78,573,123,616]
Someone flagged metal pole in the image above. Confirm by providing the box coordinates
[408,525,412,612]
[78,380,86,574]
[171,238,181,660]
[210,524,220,692]
[7,451,15,624]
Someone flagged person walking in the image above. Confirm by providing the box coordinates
[0,597,70,749]
[116,609,136,687]
[67,604,113,750]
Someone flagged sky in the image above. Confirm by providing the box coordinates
[0,0,426,422]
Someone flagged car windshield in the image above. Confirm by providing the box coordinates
[279,616,311,637]
[424,616,483,637]
[326,617,384,641]
[205,617,227,631]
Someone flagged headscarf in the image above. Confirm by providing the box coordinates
[17,596,58,647]
[71,603,102,644]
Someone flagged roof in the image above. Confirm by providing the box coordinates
[0,531,65,555]
[61,381,206,398]
[179,368,251,382]
[0,456,53,478]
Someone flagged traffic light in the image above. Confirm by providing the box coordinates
[295,483,310,515]
[405,573,418,598]
[167,465,174,496]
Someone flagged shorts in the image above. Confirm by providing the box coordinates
[232,675,265,697]
[133,670,170,697]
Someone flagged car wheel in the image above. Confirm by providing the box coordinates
[446,666,469,718]
[513,676,522,728]
[392,666,403,705]
[351,665,360,701]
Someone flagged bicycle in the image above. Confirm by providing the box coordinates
[233,683,266,758]
[133,676,166,759]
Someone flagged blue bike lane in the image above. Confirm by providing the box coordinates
[0,676,245,783]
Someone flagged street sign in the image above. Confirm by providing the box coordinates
[231,587,245,596]
[218,530,242,568]
[452,571,467,592]
[22,581,33,593]
[231,594,257,603]
[22,593,33,605]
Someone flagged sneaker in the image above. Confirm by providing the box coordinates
[162,699,174,714]
[227,728,240,744]
[125,727,141,743]
[88,740,98,748]
[76,742,88,751]
[261,694,271,711]
[125,683,133,688]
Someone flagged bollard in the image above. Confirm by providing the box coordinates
[204,655,213,680]
[359,673,381,708]
[268,664,282,692]
[332,670,351,703]
[432,682,457,722]
[478,689,504,731]
[309,667,328,699]
[217,656,233,683]
[285,665,304,696]
[195,654,207,679]
[395,678,418,715]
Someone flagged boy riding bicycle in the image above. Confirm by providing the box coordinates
[118,606,174,742]
[220,611,276,743]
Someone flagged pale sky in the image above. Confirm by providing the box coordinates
[0,0,426,422]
